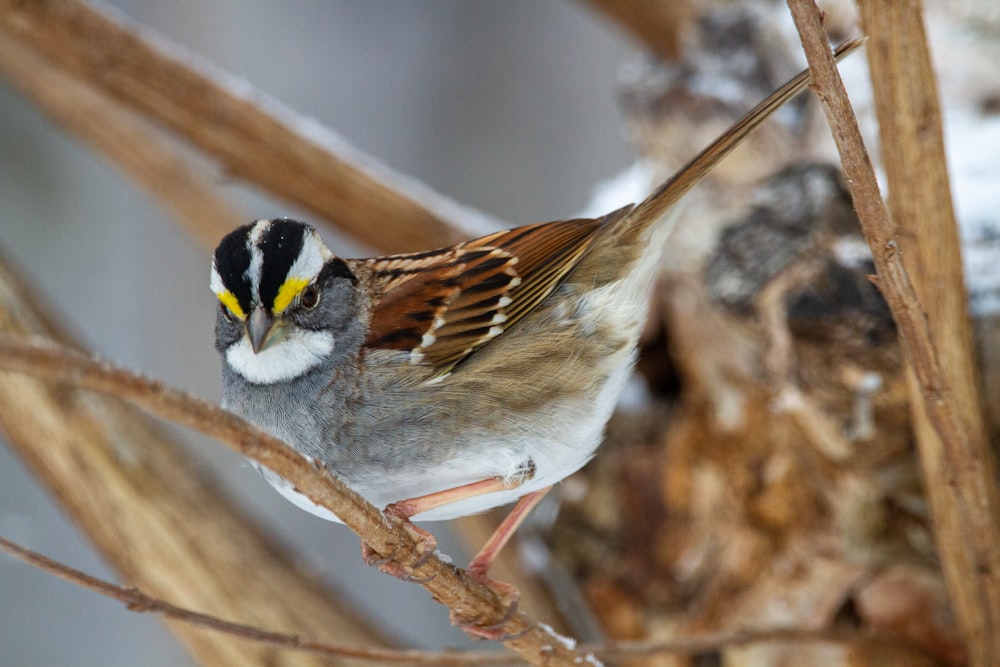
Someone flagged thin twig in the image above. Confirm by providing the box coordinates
[785,2,1000,665]
[0,533,929,663]
[0,337,596,667]
[0,536,516,666]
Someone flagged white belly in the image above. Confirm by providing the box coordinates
[255,351,634,522]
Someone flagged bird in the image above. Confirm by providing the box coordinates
[210,40,861,590]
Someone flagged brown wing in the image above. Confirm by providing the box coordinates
[363,206,633,373]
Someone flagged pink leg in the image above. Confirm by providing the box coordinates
[364,476,515,581]
[369,476,552,641]
[385,476,511,520]
[452,486,552,641]
[467,486,552,581]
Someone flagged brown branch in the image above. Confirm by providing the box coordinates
[0,0,569,645]
[0,536,519,667]
[0,36,242,254]
[0,533,934,663]
[785,2,1000,666]
[0,0,496,254]
[0,261,390,664]
[0,336,599,667]
[856,3,1000,664]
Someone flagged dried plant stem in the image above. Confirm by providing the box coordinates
[0,336,598,667]
[0,0,495,253]
[786,2,1000,665]
[0,37,242,254]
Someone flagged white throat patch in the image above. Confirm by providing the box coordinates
[226,329,334,384]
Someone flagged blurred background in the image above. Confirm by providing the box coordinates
[4,1,1000,665]
[0,2,639,664]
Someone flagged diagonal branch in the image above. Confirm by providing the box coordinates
[0,258,392,664]
[0,336,599,667]
[785,2,1000,665]
[0,0,497,253]
[0,0,571,645]
[0,36,243,254]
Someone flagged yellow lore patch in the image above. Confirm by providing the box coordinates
[273,277,309,313]
[218,290,246,320]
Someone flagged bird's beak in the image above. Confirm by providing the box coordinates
[247,307,285,354]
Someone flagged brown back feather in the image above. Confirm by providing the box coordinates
[364,208,633,372]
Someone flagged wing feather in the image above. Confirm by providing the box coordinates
[362,206,634,372]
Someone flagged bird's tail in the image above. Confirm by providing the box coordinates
[617,37,864,245]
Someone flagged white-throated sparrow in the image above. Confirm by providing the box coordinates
[211,40,860,581]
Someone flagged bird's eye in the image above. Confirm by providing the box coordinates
[219,302,236,323]
[300,284,320,310]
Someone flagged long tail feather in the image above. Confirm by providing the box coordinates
[626,37,865,232]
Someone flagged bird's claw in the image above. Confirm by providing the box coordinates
[451,570,523,640]
[360,503,439,582]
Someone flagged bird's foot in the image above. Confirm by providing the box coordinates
[450,567,523,641]
[360,503,438,583]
